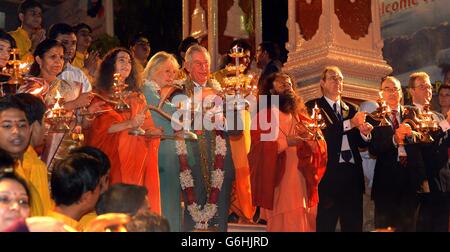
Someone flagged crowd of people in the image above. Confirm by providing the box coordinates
[0,0,449,232]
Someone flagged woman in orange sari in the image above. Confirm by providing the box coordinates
[87,48,161,214]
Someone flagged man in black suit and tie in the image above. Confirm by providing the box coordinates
[408,72,450,232]
[305,66,372,232]
[369,76,426,232]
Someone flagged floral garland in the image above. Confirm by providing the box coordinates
[176,130,227,230]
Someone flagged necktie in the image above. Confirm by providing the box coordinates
[391,110,399,129]
[399,156,408,167]
[392,110,408,167]
[333,102,342,121]
[341,150,353,163]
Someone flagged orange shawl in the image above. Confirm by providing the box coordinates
[87,92,161,214]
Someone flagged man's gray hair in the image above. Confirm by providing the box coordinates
[184,44,210,64]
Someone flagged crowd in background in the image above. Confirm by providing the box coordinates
[0,0,449,232]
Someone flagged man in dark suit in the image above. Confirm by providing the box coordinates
[305,66,372,232]
[408,72,450,232]
[369,76,426,232]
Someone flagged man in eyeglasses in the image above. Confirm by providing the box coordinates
[305,66,372,232]
[368,76,425,232]
[408,72,450,232]
[129,33,151,69]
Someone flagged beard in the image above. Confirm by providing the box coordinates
[278,91,298,114]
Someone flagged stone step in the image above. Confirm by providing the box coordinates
[227,223,267,232]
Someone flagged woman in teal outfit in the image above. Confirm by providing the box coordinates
[142,52,182,231]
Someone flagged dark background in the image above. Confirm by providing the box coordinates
[113,0,288,60]
[0,0,289,61]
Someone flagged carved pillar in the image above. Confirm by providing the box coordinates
[182,0,190,39]
[207,0,218,70]
[254,0,263,47]
[284,0,392,102]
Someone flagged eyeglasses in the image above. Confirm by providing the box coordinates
[326,76,343,82]
[381,87,401,93]
[414,85,432,91]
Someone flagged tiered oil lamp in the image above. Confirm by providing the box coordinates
[222,46,257,97]
[111,73,131,112]
[296,103,326,140]
[0,48,31,96]
[402,102,440,144]
[80,73,131,116]
[365,91,392,127]
[45,91,73,133]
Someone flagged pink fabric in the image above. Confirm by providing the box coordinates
[260,110,317,232]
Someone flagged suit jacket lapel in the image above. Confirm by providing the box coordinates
[319,96,339,125]
[399,105,406,122]
[340,100,350,120]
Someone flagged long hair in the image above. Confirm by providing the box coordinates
[259,72,307,115]
[95,48,142,93]
[28,39,63,77]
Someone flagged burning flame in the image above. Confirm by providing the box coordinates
[55,90,62,99]
[52,102,61,110]
[29,86,44,95]
[19,63,29,70]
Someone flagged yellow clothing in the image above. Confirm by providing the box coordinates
[229,110,255,221]
[72,51,86,69]
[15,146,54,216]
[8,27,34,63]
[78,211,97,231]
[47,210,81,231]
[72,51,97,85]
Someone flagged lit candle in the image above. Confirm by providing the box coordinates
[52,102,61,117]
[53,102,61,110]
[30,86,44,95]
[55,90,62,100]
[233,46,240,77]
